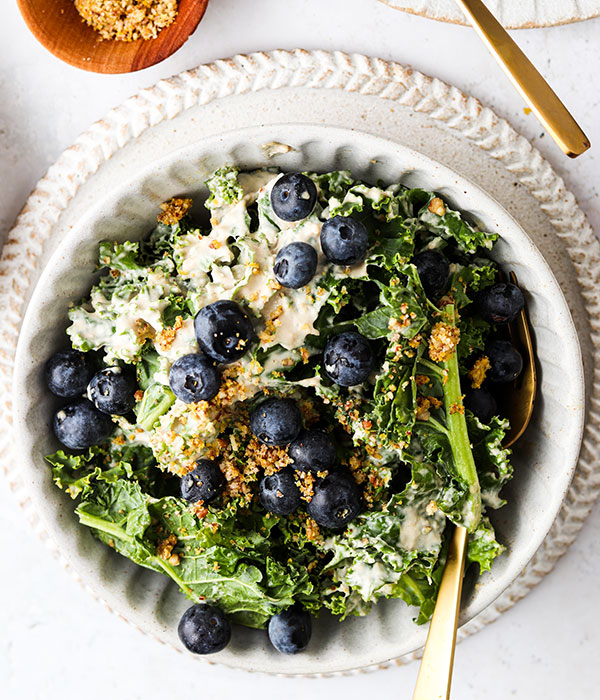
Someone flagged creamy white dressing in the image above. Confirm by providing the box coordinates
[399,503,443,552]
[260,142,295,158]
[345,561,394,600]
[238,170,277,196]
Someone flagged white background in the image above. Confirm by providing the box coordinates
[1,1,599,698]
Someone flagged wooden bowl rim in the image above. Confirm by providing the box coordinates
[16,0,209,74]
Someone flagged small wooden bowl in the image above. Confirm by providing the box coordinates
[17,0,209,74]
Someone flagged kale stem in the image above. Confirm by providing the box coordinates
[398,572,426,604]
[78,509,203,602]
[440,304,482,531]
[417,357,445,377]
[427,417,450,436]
[77,512,134,543]
[136,384,176,432]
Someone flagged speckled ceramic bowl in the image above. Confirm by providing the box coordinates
[12,125,585,675]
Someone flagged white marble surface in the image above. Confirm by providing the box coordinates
[1,1,599,698]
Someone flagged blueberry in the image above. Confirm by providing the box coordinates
[87,366,136,415]
[323,331,374,387]
[181,459,225,504]
[414,250,450,298]
[268,606,312,654]
[53,398,113,450]
[258,468,302,515]
[46,349,94,398]
[478,283,525,324]
[178,604,231,655]
[464,387,497,424]
[194,301,254,363]
[289,429,336,472]
[270,173,317,222]
[307,471,362,530]
[273,242,318,289]
[169,353,221,403]
[486,340,523,383]
[250,398,302,446]
[320,216,369,265]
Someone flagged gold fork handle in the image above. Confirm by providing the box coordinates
[454,0,590,158]
[412,525,468,700]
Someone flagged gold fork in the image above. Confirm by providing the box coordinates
[412,272,535,700]
[454,0,590,158]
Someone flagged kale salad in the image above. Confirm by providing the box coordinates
[45,167,525,656]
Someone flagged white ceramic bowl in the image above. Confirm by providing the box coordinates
[12,125,585,675]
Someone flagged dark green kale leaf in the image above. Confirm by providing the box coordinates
[458,316,491,368]
[205,166,244,208]
[321,462,448,623]
[161,292,193,326]
[467,516,505,573]
[75,478,321,628]
[449,260,498,309]
[467,415,513,510]
[417,196,498,253]
[309,170,355,200]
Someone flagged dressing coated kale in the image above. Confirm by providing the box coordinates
[47,168,514,629]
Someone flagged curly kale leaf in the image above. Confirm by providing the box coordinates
[205,166,244,209]
[75,479,320,628]
[467,516,505,573]
[162,292,193,327]
[449,260,498,309]
[322,462,448,623]
[46,447,129,499]
[46,443,170,500]
[309,170,355,200]
[96,240,175,286]
[467,415,513,510]
[355,282,428,341]
[458,316,491,368]
[418,196,498,253]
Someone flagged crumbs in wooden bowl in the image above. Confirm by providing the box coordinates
[74,0,179,41]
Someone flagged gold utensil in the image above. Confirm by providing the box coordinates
[500,273,536,448]
[412,273,536,700]
[454,0,590,158]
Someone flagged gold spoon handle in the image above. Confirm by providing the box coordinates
[412,525,468,700]
[454,0,590,158]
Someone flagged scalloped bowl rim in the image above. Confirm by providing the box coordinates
[11,124,585,674]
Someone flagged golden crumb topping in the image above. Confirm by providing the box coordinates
[155,315,184,351]
[427,395,442,409]
[157,534,180,565]
[134,318,156,342]
[244,437,292,477]
[305,518,322,542]
[449,402,465,415]
[428,197,446,217]
[157,196,192,226]
[294,471,316,502]
[428,322,460,363]
[416,396,432,421]
[258,305,284,344]
[468,356,490,389]
[75,0,179,42]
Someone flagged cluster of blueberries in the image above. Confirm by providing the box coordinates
[466,282,525,423]
[178,601,312,656]
[270,172,369,289]
[46,173,526,656]
[411,247,525,423]
[361,244,525,425]
[47,297,376,452]
[48,171,378,456]
[183,399,361,529]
